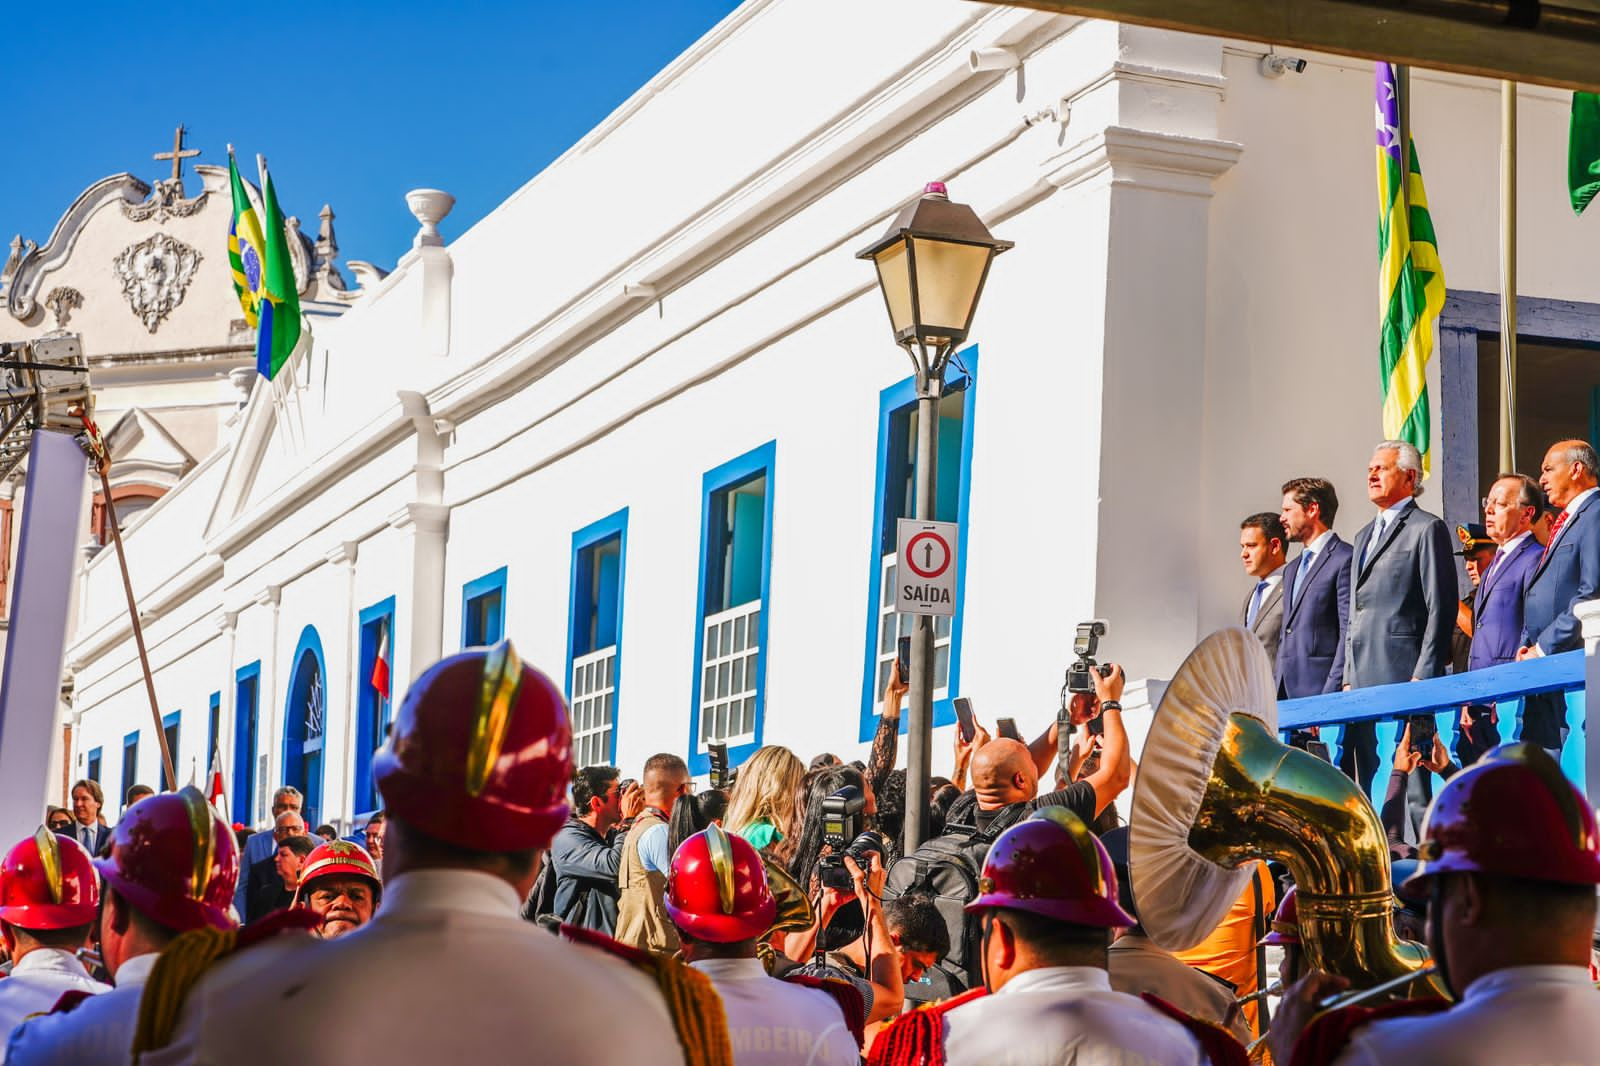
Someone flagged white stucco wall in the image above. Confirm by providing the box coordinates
[60,0,1600,828]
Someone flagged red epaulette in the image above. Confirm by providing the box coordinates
[559,923,657,967]
[866,986,988,1066]
[45,990,95,1016]
[1141,994,1250,1066]
[239,907,324,946]
[1288,997,1450,1066]
[783,972,866,1047]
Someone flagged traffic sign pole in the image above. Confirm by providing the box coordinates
[905,372,941,851]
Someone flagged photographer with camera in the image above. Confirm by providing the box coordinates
[781,775,905,1024]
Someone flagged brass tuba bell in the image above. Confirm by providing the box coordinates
[1129,628,1443,1000]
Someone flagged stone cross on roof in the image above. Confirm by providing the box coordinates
[154,125,200,191]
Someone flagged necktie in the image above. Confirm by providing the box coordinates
[1541,510,1571,565]
[1364,515,1388,569]
[1294,549,1316,606]
[1247,581,1268,626]
[79,825,91,850]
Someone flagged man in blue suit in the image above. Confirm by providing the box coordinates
[1461,474,1545,763]
[1277,477,1353,748]
[1518,441,1600,757]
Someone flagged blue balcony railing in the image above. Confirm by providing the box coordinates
[1277,650,1588,801]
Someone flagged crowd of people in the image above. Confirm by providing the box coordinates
[0,437,1593,1063]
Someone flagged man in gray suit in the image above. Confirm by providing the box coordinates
[1239,512,1288,666]
[1343,440,1457,798]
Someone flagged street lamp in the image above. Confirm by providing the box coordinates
[857,182,1011,849]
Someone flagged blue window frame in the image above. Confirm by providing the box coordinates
[688,441,776,775]
[120,730,140,805]
[858,350,979,742]
[207,692,221,769]
[354,596,397,814]
[161,711,180,789]
[86,747,102,786]
[283,626,327,829]
[234,662,261,824]
[566,509,628,769]
[462,566,508,648]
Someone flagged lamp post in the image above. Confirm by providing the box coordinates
[857,182,1012,849]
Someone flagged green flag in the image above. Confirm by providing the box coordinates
[255,162,302,380]
[1570,91,1600,215]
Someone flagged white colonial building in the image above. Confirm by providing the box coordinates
[58,0,1600,831]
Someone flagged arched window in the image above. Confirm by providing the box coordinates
[283,626,327,828]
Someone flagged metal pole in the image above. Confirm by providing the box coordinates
[1499,80,1519,472]
[904,362,942,851]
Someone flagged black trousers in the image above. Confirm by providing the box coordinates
[1338,720,1380,799]
[1520,692,1568,756]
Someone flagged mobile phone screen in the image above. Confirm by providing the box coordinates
[952,698,976,743]
[896,635,911,684]
[996,717,1020,741]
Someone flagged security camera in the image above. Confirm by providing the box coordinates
[969,47,1019,73]
[1260,54,1308,78]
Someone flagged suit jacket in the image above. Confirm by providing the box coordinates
[1241,576,1284,666]
[1346,501,1457,688]
[1522,493,1600,653]
[1469,536,1542,669]
[1276,535,1354,697]
[69,823,110,856]
[234,829,279,917]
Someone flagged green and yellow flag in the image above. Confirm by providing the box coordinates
[1375,63,1445,475]
[226,150,265,329]
[1570,91,1600,215]
[254,162,302,381]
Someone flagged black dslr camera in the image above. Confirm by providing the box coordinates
[1064,619,1111,694]
[818,786,884,890]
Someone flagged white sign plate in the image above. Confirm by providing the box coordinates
[895,518,958,617]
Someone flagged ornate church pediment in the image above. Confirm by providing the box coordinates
[112,232,203,333]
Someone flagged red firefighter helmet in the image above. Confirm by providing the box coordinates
[94,786,239,933]
[966,807,1134,927]
[294,840,381,907]
[1258,885,1299,946]
[664,824,777,942]
[372,641,572,853]
[1402,742,1600,900]
[0,827,99,930]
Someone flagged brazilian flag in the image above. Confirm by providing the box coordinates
[227,151,265,329]
[254,164,302,381]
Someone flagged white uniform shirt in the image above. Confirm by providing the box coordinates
[142,868,686,1066]
[0,948,108,1063]
[689,957,858,1066]
[1334,965,1600,1066]
[5,950,156,1065]
[941,966,1205,1066]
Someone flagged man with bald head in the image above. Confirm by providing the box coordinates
[1517,440,1600,757]
[952,665,1131,835]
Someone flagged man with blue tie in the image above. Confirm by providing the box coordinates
[1239,513,1288,666]
[1517,441,1600,758]
[1344,441,1456,799]
[1460,474,1545,763]
[1276,478,1353,749]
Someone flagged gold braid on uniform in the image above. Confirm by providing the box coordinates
[560,922,732,1066]
[131,926,237,1061]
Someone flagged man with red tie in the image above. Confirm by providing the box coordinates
[1516,441,1600,759]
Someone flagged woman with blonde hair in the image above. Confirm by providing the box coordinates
[724,745,804,852]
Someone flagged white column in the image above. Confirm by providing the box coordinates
[1578,600,1600,803]
[325,540,359,828]
[254,584,280,827]
[389,504,449,684]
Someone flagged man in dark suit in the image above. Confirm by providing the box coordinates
[1460,474,1545,763]
[1518,440,1600,757]
[67,779,112,854]
[1276,478,1354,747]
[1239,512,1288,666]
[1344,441,1456,798]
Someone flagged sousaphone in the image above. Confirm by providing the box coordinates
[1129,628,1443,999]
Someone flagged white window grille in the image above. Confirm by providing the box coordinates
[570,646,617,768]
[700,600,760,749]
[874,554,950,712]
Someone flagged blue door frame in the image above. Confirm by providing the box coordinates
[282,626,327,829]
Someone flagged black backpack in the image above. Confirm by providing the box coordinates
[882,802,1026,989]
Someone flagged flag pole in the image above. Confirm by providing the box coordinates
[1499,80,1519,472]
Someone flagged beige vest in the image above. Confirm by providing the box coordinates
[614,807,679,956]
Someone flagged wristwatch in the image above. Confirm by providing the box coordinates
[1101,700,1122,713]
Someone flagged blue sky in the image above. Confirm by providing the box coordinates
[5,0,741,272]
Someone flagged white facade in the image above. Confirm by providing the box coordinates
[62,0,1600,829]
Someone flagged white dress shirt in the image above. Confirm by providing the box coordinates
[941,966,1204,1066]
[0,949,108,1063]
[5,950,156,1065]
[1483,530,1533,584]
[1335,965,1600,1066]
[689,956,858,1066]
[143,869,685,1066]
[1363,498,1414,567]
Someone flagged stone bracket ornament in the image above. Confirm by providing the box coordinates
[43,287,83,328]
[112,233,203,334]
[121,180,208,224]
